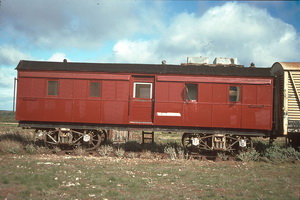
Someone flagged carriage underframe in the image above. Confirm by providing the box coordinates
[24,122,266,151]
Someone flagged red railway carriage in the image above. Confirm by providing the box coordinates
[15,60,274,151]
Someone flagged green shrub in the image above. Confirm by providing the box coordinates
[236,149,260,162]
[284,147,300,161]
[264,145,300,162]
[253,140,269,154]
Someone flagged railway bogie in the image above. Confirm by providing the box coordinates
[36,128,107,150]
[182,133,253,152]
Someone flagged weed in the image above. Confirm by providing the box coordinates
[97,145,113,157]
[35,146,49,154]
[253,140,269,154]
[52,146,61,154]
[140,150,153,159]
[126,152,137,159]
[217,152,229,161]
[285,147,300,161]
[264,145,300,162]
[236,149,260,162]
[114,147,125,158]
[74,147,85,156]
[164,145,177,160]
[0,140,23,154]
[176,146,186,159]
[25,144,36,154]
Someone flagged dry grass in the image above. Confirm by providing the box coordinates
[0,140,23,154]
[0,155,299,200]
[0,123,299,199]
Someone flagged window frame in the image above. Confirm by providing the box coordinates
[133,82,153,99]
[47,80,59,96]
[89,81,101,98]
[185,83,198,102]
[229,85,241,103]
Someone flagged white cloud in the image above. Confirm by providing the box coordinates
[47,52,70,62]
[110,2,300,66]
[1,0,143,49]
[0,45,32,66]
[112,40,160,64]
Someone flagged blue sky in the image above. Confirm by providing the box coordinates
[0,0,300,110]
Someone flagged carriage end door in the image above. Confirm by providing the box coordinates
[129,77,154,124]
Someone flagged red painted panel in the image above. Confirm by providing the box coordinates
[257,85,273,105]
[31,79,45,98]
[183,103,199,126]
[241,105,272,130]
[157,76,272,85]
[101,101,128,124]
[19,71,130,81]
[44,99,73,122]
[199,83,212,102]
[102,81,116,100]
[16,98,44,121]
[212,104,241,128]
[129,100,152,122]
[73,100,101,123]
[74,80,87,99]
[83,100,101,123]
[17,78,31,97]
[155,82,184,102]
[60,79,74,99]
[72,100,86,122]
[154,103,182,126]
[243,85,257,104]
[213,84,227,103]
[169,83,185,102]
[198,104,212,127]
[116,81,129,100]
[155,82,169,102]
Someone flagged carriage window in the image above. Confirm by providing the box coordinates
[186,84,198,101]
[134,83,152,99]
[48,80,59,96]
[90,82,101,97]
[229,86,240,102]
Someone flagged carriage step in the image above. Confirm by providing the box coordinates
[142,131,154,144]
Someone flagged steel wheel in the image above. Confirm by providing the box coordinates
[82,130,100,151]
